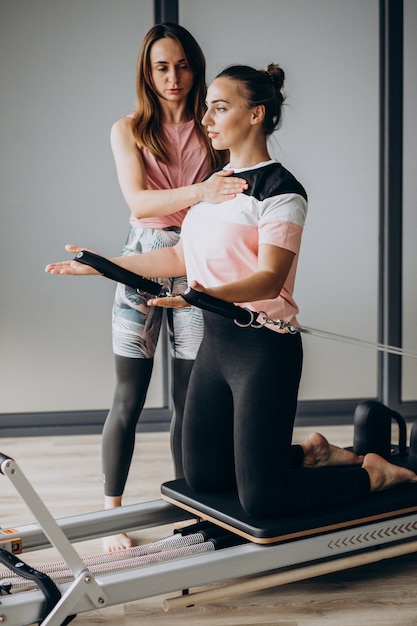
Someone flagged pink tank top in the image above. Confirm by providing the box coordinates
[130,119,211,229]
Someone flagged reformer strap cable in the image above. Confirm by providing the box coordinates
[293,325,417,359]
[182,288,417,360]
[72,252,417,360]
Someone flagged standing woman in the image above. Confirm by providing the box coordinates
[100,24,246,551]
[47,63,416,518]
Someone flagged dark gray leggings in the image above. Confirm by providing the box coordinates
[182,312,370,518]
[102,356,153,497]
[102,355,193,496]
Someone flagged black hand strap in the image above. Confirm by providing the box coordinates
[74,250,163,296]
[0,548,72,625]
[181,287,254,326]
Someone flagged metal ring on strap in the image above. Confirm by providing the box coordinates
[234,308,255,328]
[250,311,269,329]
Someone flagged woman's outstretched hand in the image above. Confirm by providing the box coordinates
[45,244,100,275]
[147,281,205,309]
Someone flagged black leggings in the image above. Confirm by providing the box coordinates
[182,312,370,518]
[102,356,153,497]
[102,355,193,496]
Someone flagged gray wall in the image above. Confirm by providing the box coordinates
[0,1,415,420]
[0,0,165,415]
[181,0,380,402]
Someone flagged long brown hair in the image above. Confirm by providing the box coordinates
[132,23,225,168]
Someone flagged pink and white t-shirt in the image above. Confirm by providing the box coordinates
[181,160,308,330]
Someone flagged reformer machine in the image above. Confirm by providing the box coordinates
[2,448,417,625]
[1,252,416,625]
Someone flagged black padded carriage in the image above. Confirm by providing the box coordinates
[161,471,417,544]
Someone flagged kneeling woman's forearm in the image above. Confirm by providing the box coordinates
[45,241,186,279]
[111,242,186,279]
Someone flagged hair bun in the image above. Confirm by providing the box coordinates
[266,63,285,90]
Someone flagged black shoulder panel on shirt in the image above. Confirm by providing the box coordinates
[203,162,307,202]
[238,163,307,202]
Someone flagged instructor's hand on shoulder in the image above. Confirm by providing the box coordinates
[199,169,248,204]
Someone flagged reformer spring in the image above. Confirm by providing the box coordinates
[0,526,244,593]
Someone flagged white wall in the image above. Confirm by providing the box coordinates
[0,0,165,413]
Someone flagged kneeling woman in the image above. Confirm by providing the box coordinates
[46,63,417,518]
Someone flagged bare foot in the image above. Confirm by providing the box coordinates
[362,453,417,492]
[302,432,363,468]
[103,532,134,552]
[103,495,133,552]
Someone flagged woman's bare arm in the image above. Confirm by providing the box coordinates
[45,241,186,280]
[110,117,248,219]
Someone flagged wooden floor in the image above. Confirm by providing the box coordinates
[1,425,417,625]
